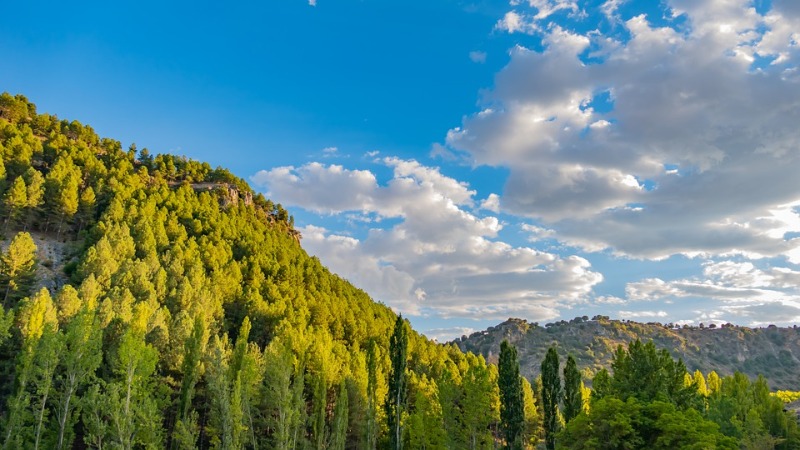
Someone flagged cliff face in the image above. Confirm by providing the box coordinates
[456,317,800,390]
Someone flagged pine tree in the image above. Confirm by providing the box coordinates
[3,176,27,230]
[499,340,524,450]
[541,347,561,450]
[23,168,44,229]
[562,355,581,423]
[387,315,408,450]
[1,231,37,307]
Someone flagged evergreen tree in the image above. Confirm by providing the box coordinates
[562,355,582,423]
[1,231,37,307]
[3,176,27,230]
[387,315,408,450]
[541,347,561,450]
[498,340,524,450]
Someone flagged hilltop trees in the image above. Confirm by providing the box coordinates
[558,339,800,450]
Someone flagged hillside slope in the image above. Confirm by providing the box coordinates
[0,92,494,449]
[456,317,800,390]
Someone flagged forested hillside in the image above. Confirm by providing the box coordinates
[0,93,502,449]
[0,92,798,449]
[457,317,800,390]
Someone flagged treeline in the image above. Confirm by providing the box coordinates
[0,92,797,449]
[545,339,800,449]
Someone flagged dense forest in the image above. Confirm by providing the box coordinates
[0,92,798,449]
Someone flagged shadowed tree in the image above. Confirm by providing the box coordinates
[499,340,524,450]
[386,315,408,450]
[562,355,582,424]
[541,347,561,450]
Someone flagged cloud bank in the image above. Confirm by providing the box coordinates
[448,0,800,261]
[253,159,602,320]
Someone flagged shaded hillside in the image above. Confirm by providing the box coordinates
[456,317,800,390]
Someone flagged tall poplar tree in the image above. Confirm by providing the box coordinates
[541,347,561,450]
[562,355,582,424]
[386,315,408,450]
[365,340,378,450]
[53,307,102,450]
[498,340,524,450]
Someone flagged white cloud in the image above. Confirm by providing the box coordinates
[621,260,800,325]
[422,326,477,343]
[252,159,602,320]
[444,1,800,261]
[495,11,539,34]
[527,0,579,20]
[617,310,669,319]
[308,0,316,6]
[469,51,487,63]
[480,193,501,213]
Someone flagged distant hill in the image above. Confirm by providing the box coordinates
[455,316,800,390]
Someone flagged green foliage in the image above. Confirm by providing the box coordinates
[541,347,561,450]
[387,315,409,450]
[463,354,500,450]
[562,355,582,424]
[499,340,525,450]
[1,232,38,307]
[521,377,540,449]
[558,397,736,450]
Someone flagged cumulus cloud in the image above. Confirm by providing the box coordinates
[617,310,668,319]
[495,11,539,34]
[621,260,800,325]
[446,1,800,261]
[252,159,602,320]
[423,326,477,343]
[480,193,501,213]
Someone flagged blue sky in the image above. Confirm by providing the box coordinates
[4,0,800,341]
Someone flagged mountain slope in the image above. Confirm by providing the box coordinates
[0,92,497,449]
[456,317,800,390]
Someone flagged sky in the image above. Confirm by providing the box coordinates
[3,0,800,341]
